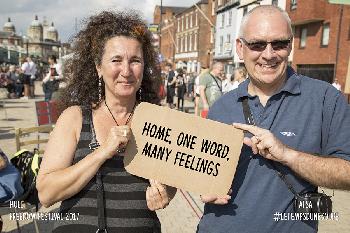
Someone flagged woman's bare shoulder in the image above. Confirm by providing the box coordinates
[55,105,84,141]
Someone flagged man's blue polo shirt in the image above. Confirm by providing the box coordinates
[197,67,350,233]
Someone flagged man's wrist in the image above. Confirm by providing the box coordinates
[283,146,299,167]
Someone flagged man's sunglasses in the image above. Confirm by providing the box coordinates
[240,38,292,52]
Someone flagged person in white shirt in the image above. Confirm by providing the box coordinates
[21,56,37,99]
[332,78,341,91]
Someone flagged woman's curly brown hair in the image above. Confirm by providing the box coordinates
[58,10,161,111]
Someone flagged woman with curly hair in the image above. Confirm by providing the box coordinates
[37,10,176,233]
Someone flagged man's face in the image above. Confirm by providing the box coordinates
[213,64,225,79]
[165,65,171,72]
[236,11,292,86]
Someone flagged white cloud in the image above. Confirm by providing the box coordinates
[0,0,198,42]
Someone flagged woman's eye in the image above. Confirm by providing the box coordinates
[132,59,141,63]
[111,58,122,63]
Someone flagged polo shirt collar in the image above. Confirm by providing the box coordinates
[237,66,301,99]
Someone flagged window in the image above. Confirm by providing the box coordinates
[194,33,197,50]
[195,12,198,26]
[186,16,189,29]
[189,34,192,51]
[227,34,231,43]
[218,0,222,6]
[321,23,330,47]
[300,27,307,48]
[272,0,278,6]
[210,27,214,43]
[228,10,232,26]
[181,17,184,31]
[190,13,193,28]
[212,0,216,16]
[185,34,188,52]
[291,0,297,10]
[177,19,180,32]
[243,7,248,16]
[221,13,225,28]
[181,37,184,52]
[219,36,224,54]
[175,37,180,53]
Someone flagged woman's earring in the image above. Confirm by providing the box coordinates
[138,87,142,101]
[98,76,102,102]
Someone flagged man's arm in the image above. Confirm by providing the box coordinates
[199,85,209,109]
[285,149,350,190]
[233,123,350,190]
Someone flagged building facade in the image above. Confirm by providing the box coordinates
[214,0,239,76]
[0,18,25,64]
[213,0,286,76]
[174,0,215,73]
[0,15,69,64]
[287,0,350,91]
[154,6,186,64]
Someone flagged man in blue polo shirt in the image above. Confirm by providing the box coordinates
[197,5,350,233]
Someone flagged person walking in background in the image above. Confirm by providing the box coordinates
[187,72,196,99]
[0,66,15,97]
[42,55,62,101]
[176,68,186,111]
[198,61,225,118]
[27,56,37,98]
[165,63,176,108]
[6,65,23,98]
[194,73,201,116]
[230,66,248,91]
[332,78,341,91]
[20,56,35,99]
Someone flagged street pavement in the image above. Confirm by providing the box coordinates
[0,83,349,233]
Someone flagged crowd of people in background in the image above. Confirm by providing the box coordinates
[162,61,247,115]
[0,55,63,101]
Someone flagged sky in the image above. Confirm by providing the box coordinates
[0,0,199,43]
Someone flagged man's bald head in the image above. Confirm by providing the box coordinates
[211,61,225,79]
[238,5,293,38]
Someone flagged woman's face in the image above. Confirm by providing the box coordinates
[96,36,144,99]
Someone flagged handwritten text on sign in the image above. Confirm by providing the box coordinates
[124,102,244,196]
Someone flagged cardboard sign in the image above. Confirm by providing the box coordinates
[124,102,244,196]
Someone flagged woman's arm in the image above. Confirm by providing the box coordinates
[37,106,132,207]
[37,107,105,207]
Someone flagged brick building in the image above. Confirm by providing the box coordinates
[287,0,350,91]
[154,6,187,64]
[173,0,215,73]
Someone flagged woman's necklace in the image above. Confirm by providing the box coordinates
[104,100,136,153]
[104,100,136,126]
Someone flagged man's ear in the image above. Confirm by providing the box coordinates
[236,38,244,60]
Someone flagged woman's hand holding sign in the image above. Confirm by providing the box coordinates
[146,179,177,211]
[233,123,295,165]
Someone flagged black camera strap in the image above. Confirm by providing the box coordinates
[88,109,108,233]
[209,73,222,93]
[241,98,299,197]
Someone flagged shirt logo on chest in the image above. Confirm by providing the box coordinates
[280,131,296,137]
